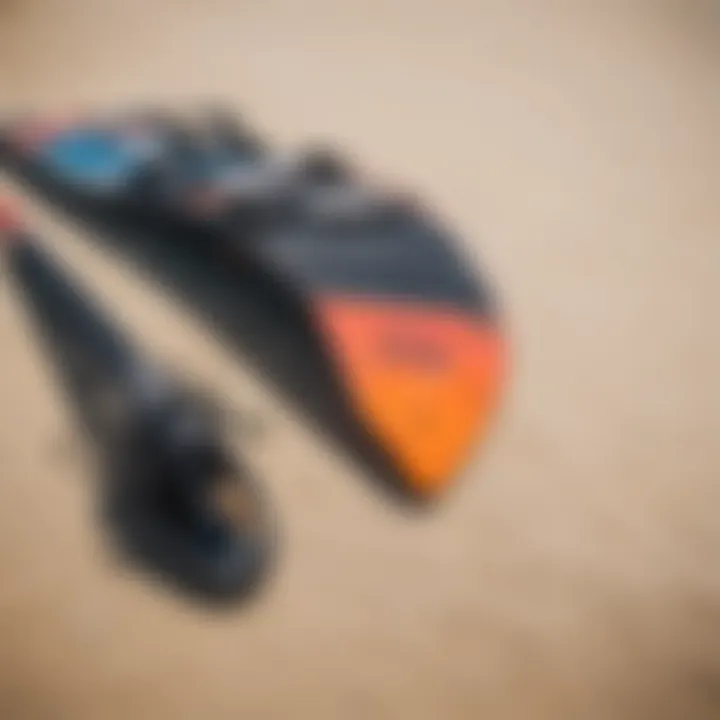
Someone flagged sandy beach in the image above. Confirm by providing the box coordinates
[0,1,719,717]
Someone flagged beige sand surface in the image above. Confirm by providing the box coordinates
[0,1,719,718]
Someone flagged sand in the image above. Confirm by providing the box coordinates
[0,0,719,717]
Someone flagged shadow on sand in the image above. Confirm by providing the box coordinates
[5,236,278,607]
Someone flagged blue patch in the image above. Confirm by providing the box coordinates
[40,130,140,187]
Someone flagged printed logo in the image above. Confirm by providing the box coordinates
[377,331,450,372]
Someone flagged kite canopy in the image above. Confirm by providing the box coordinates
[2,109,508,500]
